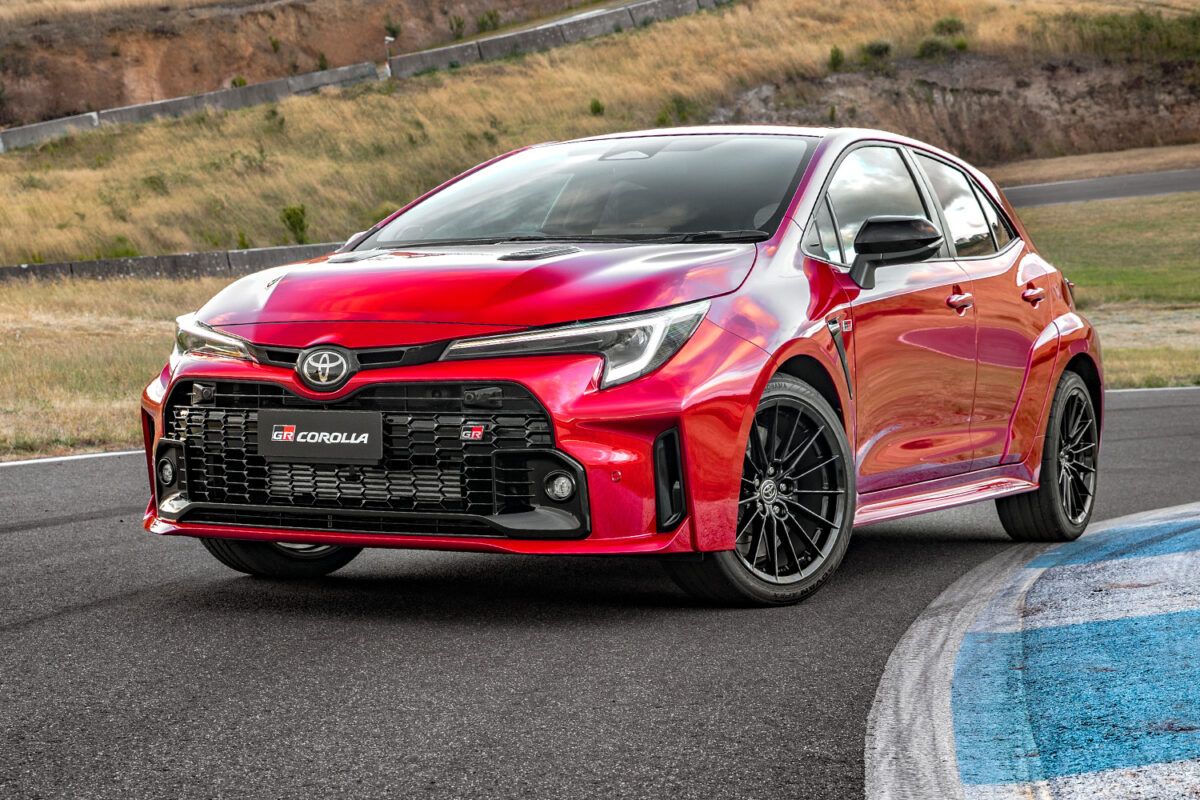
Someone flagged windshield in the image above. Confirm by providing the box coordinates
[356,134,815,248]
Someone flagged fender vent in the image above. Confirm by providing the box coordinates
[654,428,687,532]
[498,245,582,261]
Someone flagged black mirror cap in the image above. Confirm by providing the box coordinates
[849,215,944,289]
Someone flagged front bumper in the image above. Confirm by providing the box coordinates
[141,320,770,555]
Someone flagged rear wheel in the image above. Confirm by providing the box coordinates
[200,538,361,578]
[996,370,1099,542]
[664,375,854,606]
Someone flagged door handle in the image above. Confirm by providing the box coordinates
[946,292,974,312]
[1022,286,1046,304]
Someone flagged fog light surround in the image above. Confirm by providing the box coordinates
[157,457,176,486]
[544,471,576,502]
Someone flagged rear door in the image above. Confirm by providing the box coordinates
[911,152,1054,470]
[812,144,978,493]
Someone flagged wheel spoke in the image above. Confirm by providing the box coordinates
[782,495,837,528]
[790,453,841,482]
[780,525,803,573]
[749,422,770,470]
[768,403,781,463]
[781,425,824,474]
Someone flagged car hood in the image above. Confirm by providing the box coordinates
[199,243,757,342]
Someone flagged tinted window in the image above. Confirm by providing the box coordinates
[805,198,842,262]
[358,135,814,248]
[975,185,1014,250]
[826,146,927,262]
[916,154,995,257]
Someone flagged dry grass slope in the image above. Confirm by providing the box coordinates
[0,0,239,25]
[1,0,1188,265]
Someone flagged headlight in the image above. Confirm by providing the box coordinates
[441,300,709,388]
[173,313,253,362]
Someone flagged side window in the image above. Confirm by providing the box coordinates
[826,146,927,262]
[916,154,995,258]
[974,185,1014,250]
[804,197,843,263]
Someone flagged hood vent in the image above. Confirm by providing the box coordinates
[498,245,582,261]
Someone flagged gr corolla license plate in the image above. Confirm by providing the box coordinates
[258,409,383,465]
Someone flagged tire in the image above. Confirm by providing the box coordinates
[996,370,1099,542]
[200,538,361,578]
[663,374,855,606]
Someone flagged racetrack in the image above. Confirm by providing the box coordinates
[2,387,1198,799]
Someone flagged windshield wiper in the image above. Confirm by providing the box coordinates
[671,230,772,243]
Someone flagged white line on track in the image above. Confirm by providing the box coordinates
[863,503,1200,800]
[0,449,141,469]
[1107,385,1200,393]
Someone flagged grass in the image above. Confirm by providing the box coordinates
[992,142,1200,186]
[1017,192,1200,307]
[0,277,227,459]
[0,0,1190,265]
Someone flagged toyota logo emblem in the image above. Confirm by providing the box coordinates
[297,348,353,391]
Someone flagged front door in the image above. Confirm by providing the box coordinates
[818,145,979,493]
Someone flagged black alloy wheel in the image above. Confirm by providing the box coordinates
[736,393,849,584]
[997,370,1099,542]
[663,374,855,605]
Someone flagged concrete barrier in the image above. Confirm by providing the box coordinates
[288,62,378,94]
[228,243,339,274]
[389,42,483,78]
[627,0,701,25]
[557,7,638,43]
[0,242,340,282]
[477,25,565,60]
[100,95,205,126]
[0,112,98,152]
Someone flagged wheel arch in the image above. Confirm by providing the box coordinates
[774,354,848,433]
[1063,351,1103,428]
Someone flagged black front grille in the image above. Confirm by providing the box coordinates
[167,381,553,522]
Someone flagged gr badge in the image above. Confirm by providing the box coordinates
[460,423,491,441]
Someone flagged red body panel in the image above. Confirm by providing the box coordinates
[142,126,1102,556]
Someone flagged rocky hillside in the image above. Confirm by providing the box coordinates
[711,53,1200,166]
[0,0,577,125]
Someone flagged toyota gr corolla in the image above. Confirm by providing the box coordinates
[142,126,1102,605]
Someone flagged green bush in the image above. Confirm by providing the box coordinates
[269,36,281,53]
[384,13,401,39]
[279,204,309,244]
[449,15,466,40]
[589,97,605,116]
[231,75,247,88]
[954,36,969,52]
[476,9,500,33]
[317,52,329,71]
[94,236,140,259]
[916,37,954,59]
[860,39,891,61]
[828,45,844,70]
[933,16,965,35]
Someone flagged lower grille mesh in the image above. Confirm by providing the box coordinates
[167,381,553,521]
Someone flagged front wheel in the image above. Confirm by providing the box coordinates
[664,374,855,606]
[200,538,362,578]
[996,370,1099,542]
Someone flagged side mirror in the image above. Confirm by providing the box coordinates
[848,216,943,290]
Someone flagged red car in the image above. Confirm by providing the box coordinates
[142,126,1102,605]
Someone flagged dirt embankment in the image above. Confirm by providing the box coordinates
[0,0,571,125]
[711,54,1200,166]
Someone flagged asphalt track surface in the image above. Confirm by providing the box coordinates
[1004,167,1200,207]
[2,388,1198,799]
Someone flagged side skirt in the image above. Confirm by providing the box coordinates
[854,466,1037,528]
